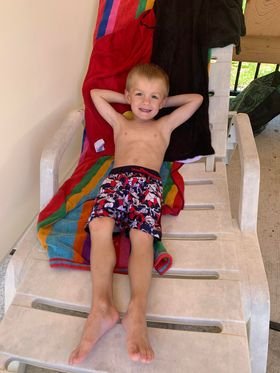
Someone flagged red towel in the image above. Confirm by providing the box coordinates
[82,10,156,158]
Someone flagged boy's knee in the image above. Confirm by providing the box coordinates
[89,217,114,234]
[129,228,154,245]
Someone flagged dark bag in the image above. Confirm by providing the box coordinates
[230,71,280,135]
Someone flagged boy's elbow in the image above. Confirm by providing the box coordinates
[197,94,203,105]
[90,89,103,104]
[90,89,96,100]
[90,89,100,97]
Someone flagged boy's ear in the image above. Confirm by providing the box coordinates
[125,89,131,104]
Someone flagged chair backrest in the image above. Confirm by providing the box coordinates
[208,45,233,161]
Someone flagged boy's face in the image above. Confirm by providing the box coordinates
[125,75,167,121]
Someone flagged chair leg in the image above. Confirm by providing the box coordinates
[247,313,270,373]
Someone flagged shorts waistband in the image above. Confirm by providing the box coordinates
[110,165,161,180]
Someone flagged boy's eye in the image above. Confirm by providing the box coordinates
[135,92,142,96]
[152,95,159,100]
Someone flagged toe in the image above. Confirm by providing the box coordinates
[128,344,141,362]
[141,346,154,363]
[69,348,80,365]
[140,348,148,363]
[69,342,92,365]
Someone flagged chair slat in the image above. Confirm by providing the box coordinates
[0,306,250,373]
[16,256,243,324]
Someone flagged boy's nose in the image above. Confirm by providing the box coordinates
[143,96,151,104]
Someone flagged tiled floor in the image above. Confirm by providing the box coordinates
[1,115,279,372]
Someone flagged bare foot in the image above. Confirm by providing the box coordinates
[69,304,119,365]
[122,305,154,363]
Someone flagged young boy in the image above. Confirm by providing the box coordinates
[69,63,203,365]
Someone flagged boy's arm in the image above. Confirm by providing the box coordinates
[90,89,128,128]
[161,93,203,132]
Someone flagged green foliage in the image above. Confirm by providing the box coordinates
[230,62,277,91]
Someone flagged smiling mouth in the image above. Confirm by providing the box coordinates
[139,108,152,113]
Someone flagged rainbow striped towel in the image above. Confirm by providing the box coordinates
[94,0,155,40]
[37,156,184,275]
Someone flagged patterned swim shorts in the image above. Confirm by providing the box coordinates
[88,165,163,240]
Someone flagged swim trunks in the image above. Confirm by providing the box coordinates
[88,165,163,240]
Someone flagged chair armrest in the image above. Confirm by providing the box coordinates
[40,109,84,209]
[233,113,260,232]
[236,229,270,373]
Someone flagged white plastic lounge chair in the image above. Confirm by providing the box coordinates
[0,45,270,373]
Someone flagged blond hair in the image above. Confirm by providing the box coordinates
[126,63,169,96]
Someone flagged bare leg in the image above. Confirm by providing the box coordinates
[69,217,119,364]
[122,229,155,363]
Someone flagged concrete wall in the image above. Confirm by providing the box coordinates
[0,0,98,260]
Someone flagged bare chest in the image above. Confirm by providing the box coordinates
[116,122,164,145]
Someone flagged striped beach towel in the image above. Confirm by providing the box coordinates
[37,156,184,275]
[94,0,155,40]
